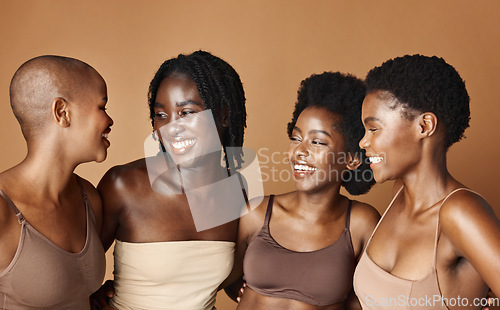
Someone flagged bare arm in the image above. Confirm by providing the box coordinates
[349,201,380,261]
[97,167,126,252]
[222,196,269,301]
[440,191,500,295]
[90,166,132,310]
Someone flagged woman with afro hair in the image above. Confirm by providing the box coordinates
[354,54,500,309]
[225,72,380,310]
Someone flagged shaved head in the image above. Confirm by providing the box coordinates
[9,55,99,140]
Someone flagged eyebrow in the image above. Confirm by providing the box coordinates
[310,129,332,138]
[177,100,203,108]
[293,126,332,138]
[154,100,204,108]
[363,116,382,125]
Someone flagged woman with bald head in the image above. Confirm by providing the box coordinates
[0,55,112,309]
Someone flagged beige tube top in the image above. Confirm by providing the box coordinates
[110,240,234,310]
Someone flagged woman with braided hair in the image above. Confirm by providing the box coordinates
[91,50,247,310]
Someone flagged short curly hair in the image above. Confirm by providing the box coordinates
[148,50,247,169]
[365,54,470,149]
[287,72,375,195]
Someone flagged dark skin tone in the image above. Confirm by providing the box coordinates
[359,90,500,309]
[225,107,380,310]
[0,60,111,288]
[92,74,238,309]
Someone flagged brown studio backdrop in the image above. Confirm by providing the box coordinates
[0,1,499,309]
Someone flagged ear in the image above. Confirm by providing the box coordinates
[417,112,438,138]
[346,154,362,171]
[52,97,70,127]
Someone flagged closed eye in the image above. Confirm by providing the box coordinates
[312,140,327,146]
[180,109,196,117]
[289,136,301,143]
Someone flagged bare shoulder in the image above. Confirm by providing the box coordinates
[439,188,496,232]
[350,200,381,227]
[97,158,150,199]
[75,176,101,211]
[0,191,15,228]
[239,195,271,241]
[0,177,22,270]
[0,173,20,227]
[96,158,152,219]
[349,199,381,257]
[99,158,149,188]
[241,192,297,239]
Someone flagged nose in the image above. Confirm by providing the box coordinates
[293,140,309,158]
[107,114,114,127]
[359,131,369,150]
[164,116,185,137]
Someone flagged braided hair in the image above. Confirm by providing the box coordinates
[148,50,247,169]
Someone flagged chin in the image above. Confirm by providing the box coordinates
[294,180,320,193]
[170,156,198,169]
[94,152,108,163]
[373,175,384,184]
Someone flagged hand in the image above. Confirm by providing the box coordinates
[90,280,117,310]
[236,282,246,303]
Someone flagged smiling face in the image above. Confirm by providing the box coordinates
[287,106,348,193]
[153,73,222,168]
[359,90,421,183]
[72,68,113,163]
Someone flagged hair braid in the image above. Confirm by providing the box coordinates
[148,50,247,169]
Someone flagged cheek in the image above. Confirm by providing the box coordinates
[286,143,296,158]
[322,151,344,170]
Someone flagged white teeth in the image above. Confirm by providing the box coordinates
[171,139,195,150]
[294,164,317,172]
[102,133,109,139]
[369,156,383,164]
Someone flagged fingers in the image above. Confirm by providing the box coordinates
[237,282,247,303]
[90,280,117,310]
[104,280,115,298]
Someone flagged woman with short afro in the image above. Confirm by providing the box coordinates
[225,72,380,310]
[354,54,500,309]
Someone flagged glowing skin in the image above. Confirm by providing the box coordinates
[287,106,347,194]
[71,68,113,163]
[359,91,420,183]
[153,74,221,169]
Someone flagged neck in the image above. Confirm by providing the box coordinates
[14,141,77,200]
[293,182,345,219]
[400,151,456,212]
[179,152,228,190]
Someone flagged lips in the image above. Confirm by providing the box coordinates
[367,155,383,166]
[101,129,111,147]
[293,164,317,172]
[292,161,317,178]
[169,138,196,155]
